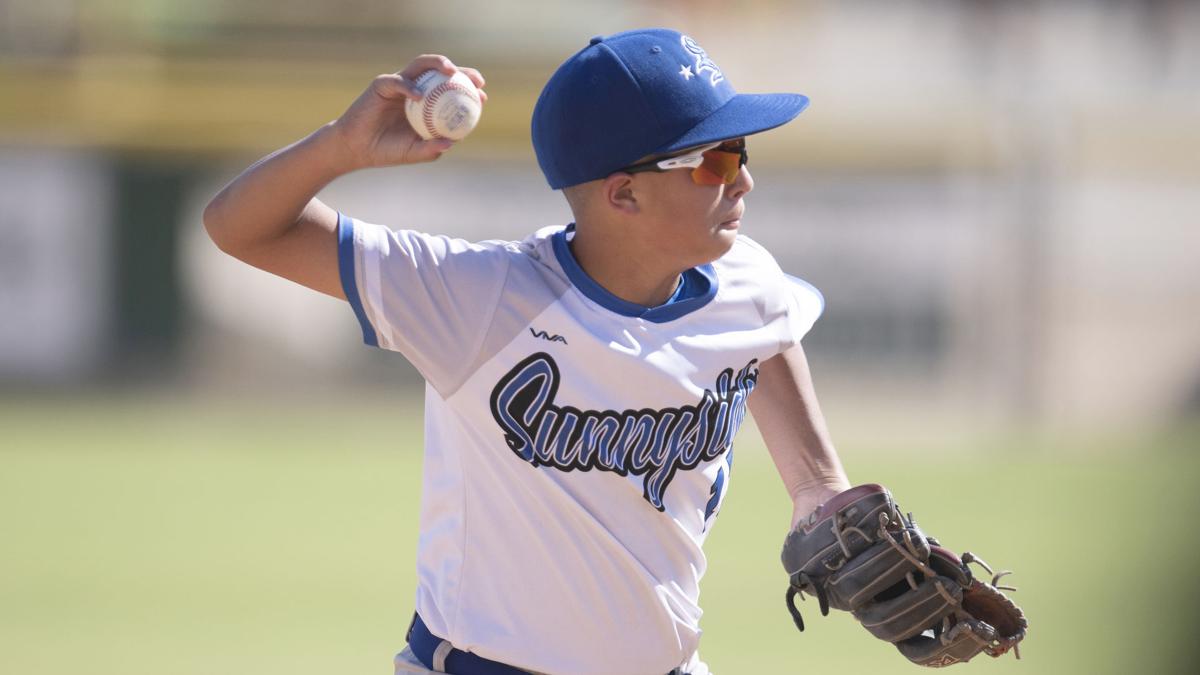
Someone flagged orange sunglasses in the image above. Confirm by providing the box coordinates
[621,138,748,185]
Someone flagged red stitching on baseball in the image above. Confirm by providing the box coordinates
[422,78,479,140]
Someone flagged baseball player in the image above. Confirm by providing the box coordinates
[204,28,850,675]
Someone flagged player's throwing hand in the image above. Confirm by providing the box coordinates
[327,54,487,171]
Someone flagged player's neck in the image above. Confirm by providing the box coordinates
[567,225,682,308]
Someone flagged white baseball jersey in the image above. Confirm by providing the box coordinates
[337,214,823,675]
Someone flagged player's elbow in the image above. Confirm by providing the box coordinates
[202,195,243,257]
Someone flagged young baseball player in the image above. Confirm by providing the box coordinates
[204,28,850,675]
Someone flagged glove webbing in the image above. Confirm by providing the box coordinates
[959,552,1022,660]
[878,519,1023,660]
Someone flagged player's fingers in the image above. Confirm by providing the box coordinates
[407,138,456,163]
[372,73,421,101]
[457,66,488,103]
[399,54,457,82]
[457,67,486,89]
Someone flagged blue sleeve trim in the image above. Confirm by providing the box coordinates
[337,213,379,347]
[785,273,825,319]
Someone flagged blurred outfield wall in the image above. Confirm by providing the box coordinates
[1,0,1198,434]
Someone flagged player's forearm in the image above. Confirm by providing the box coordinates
[203,123,352,256]
[749,344,851,523]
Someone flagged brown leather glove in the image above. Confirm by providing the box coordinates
[781,484,1028,666]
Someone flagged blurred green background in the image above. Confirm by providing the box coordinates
[2,1,1199,674]
[4,397,1199,674]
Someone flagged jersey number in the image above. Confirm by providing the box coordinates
[702,449,734,529]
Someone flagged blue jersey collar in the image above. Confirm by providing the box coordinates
[551,224,718,323]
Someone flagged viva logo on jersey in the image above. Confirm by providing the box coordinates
[489,352,757,511]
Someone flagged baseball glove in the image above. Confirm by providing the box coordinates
[780,484,1027,667]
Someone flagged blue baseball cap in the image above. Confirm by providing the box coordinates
[532,28,810,189]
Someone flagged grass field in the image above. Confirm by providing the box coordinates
[2,395,1197,674]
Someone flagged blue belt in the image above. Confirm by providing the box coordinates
[406,613,689,675]
[407,613,534,675]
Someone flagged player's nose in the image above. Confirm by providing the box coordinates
[726,166,753,200]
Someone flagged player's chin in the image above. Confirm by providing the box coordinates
[714,222,740,245]
[700,228,739,262]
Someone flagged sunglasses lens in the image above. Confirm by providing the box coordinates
[692,150,743,185]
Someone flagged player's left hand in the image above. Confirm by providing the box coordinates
[326,54,487,171]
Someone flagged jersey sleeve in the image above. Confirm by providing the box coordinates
[336,212,510,395]
[733,235,825,354]
[782,273,825,346]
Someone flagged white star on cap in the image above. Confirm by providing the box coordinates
[679,65,694,80]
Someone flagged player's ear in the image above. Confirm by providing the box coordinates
[600,173,639,216]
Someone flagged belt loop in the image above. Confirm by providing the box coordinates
[431,640,453,672]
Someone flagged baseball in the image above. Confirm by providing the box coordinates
[404,69,482,141]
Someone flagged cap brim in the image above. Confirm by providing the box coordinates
[651,93,810,155]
